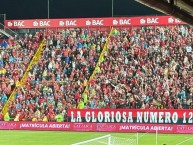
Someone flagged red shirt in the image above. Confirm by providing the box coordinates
[89,79,95,86]
[0,113,4,121]
[75,92,80,100]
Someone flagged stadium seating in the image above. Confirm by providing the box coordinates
[0,33,40,112]
[88,25,193,110]
[5,28,108,121]
[1,25,193,122]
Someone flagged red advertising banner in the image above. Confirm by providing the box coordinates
[68,109,193,124]
[4,16,185,29]
[0,121,71,130]
[0,121,193,134]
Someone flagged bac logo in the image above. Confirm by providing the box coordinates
[86,20,104,26]
[33,21,50,27]
[168,17,182,23]
[113,20,118,25]
[140,18,159,24]
[113,19,131,25]
[66,20,77,26]
[33,21,39,26]
[59,21,65,26]
[59,20,77,26]
[168,17,174,23]
[86,20,91,26]
[7,22,13,27]
[8,21,24,27]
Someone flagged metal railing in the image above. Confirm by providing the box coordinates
[0,22,17,37]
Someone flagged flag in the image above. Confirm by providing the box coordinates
[0,40,8,48]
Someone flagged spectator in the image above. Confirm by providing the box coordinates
[4,112,10,121]
[55,111,63,122]
[0,111,4,121]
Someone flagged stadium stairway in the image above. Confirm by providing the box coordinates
[2,39,46,115]
[81,27,115,104]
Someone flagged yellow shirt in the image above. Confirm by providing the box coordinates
[83,93,88,103]
[91,44,96,49]
[43,116,48,122]
[77,100,84,109]
[14,115,20,121]
[84,79,88,87]
[32,117,37,122]
[95,66,101,73]
[43,70,47,77]
[0,68,6,75]
[2,68,6,74]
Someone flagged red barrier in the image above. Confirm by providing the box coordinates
[4,16,185,29]
[0,121,193,134]
[68,109,193,124]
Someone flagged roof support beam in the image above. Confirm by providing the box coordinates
[180,0,193,13]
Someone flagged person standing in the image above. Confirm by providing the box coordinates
[55,111,63,122]
[4,112,10,121]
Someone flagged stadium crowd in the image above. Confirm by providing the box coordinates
[0,33,40,109]
[1,28,107,121]
[89,25,193,110]
[0,24,193,122]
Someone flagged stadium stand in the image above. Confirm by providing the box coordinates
[0,24,193,122]
[0,32,41,120]
[89,25,193,110]
[2,28,108,121]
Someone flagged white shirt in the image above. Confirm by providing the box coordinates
[186,46,192,53]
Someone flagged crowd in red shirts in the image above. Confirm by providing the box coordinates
[0,33,40,105]
[88,25,193,110]
[1,28,108,121]
[0,25,193,122]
